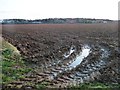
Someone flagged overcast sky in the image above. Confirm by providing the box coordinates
[0,0,119,20]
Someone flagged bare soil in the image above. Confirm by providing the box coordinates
[2,23,120,88]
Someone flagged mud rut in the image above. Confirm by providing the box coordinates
[4,43,119,88]
[2,24,119,88]
[30,44,116,88]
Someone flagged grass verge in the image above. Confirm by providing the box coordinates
[1,40,32,85]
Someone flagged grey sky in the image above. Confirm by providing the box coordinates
[0,0,119,20]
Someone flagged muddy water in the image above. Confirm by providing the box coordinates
[64,46,75,58]
[70,45,111,83]
[34,44,111,86]
[47,45,91,79]
[69,45,90,69]
[51,44,112,85]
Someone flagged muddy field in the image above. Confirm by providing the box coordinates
[2,23,120,88]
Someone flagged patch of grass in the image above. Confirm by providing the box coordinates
[69,83,120,89]
[35,81,50,90]
[35,81,50,89]
[2,60,32,84]
[36,84,47,89]
[1,40,32,84]
[2,40,20,54]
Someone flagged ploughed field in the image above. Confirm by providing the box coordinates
[2,23,120,88]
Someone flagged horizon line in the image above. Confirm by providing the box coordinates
[0,18,117,21]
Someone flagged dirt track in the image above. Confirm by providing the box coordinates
[2,23,120,88]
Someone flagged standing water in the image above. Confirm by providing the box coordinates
[49,45,90,79]
[69,45,90,69]
[64,46,75,58]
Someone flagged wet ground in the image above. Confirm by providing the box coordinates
[2,23,120,88]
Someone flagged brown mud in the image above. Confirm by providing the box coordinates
[2,23,120,89]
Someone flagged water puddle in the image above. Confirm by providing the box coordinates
[49,45,91,79]
[35,44,112,84]
[69,45,90,69]
[64,46,75,58]
[70,45,111,83]
[101,48,109,58]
